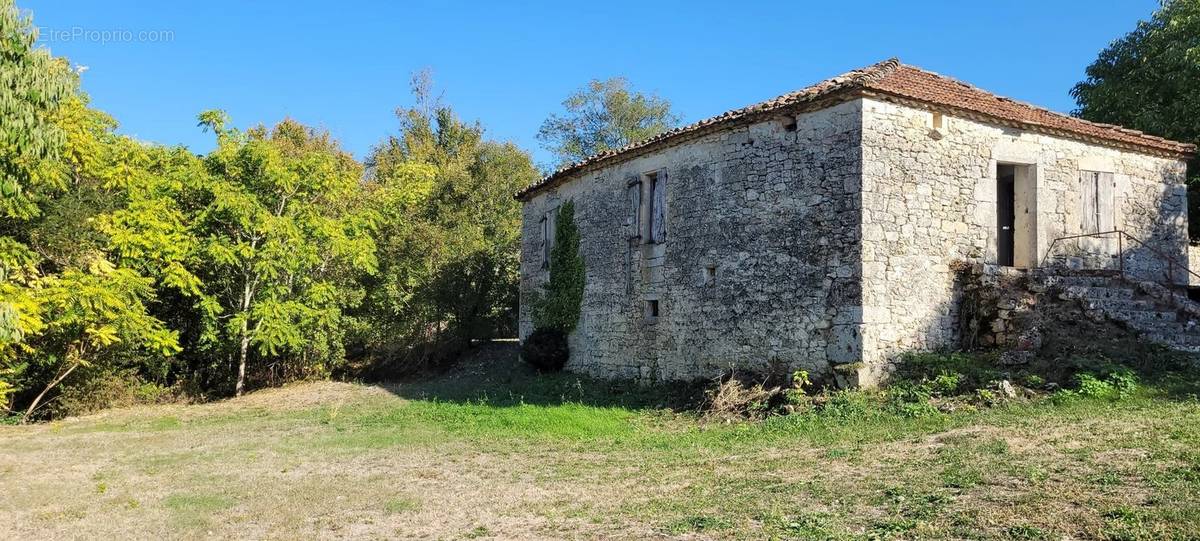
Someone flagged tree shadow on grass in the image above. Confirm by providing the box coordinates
[377,340,709,412]
[377,324,1200,415]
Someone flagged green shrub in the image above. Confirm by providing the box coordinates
[884,380,945,418]
[1074,373,1113,398]
[929,371,963,395]
[820,389,877,419]
[975,388,998,405]
[45,367,181,419]
[521,328,569,373]
[1107,369,1139,399]
[891,399,941,418]
[1021,374,1046,388]
[1062,369,1140,401]
[896,352,1000,392]
[783,370,812,409]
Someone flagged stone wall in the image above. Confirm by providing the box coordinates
[858,97,1189,379]
[1190,245,1200,286]
[519,100,864,382]
[520,95,1188,385]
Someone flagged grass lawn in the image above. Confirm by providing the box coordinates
[3,344,1200,540]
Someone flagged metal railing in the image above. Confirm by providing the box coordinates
[1039,229,1200,289]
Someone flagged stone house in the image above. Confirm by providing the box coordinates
[516,59,1195,385]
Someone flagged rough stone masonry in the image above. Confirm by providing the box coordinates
[516,60,1194,386]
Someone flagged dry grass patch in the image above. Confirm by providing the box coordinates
[2,345,1199,539]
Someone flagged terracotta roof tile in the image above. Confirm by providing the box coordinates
[516,59,1194,201]
[862,63,1195,158]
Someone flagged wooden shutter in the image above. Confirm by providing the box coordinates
[651,171,666,243]
[626,176,641,239]
[539,215,549,269]
[542,209,556,268]
[1080,171,1099,234]
[1097,172,1115,232]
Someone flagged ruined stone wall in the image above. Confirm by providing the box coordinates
[519,100,864,381]
[859,97,1189,378]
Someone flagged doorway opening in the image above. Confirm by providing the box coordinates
[996,163,1037,268]
[997,165,1016,267]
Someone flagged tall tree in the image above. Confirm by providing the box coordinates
[0,0,75,220]
[1,2,184,418]
[361,74,537,372]
[3,98,192,420]
[537,77,679,167]
[194,113,377,395]
[0,0,75,358]
[1071,0,1200,235]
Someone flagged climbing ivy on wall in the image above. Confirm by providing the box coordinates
[533,200,585,333]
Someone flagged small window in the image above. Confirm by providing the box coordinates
[932,111,944,129]
[645,299,659,320]
[704,264,716,285]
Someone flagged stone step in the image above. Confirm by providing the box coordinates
[1159,320,1200,335]
[1038,270,1200,354]
[1054,276,1125,288]
[1110,309,1180,326]
[1145,332,1200,346]
[1065,285,1136,301]
[1133,316,1200,336]
[1083,299,1164,312]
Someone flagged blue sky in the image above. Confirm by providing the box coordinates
[24,0,1158,168]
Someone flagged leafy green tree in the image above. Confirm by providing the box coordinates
[361,76,536,371]
[0,0,78,401]
[537,77,679,167]
[0,0,188,416]
[0,4,548,416]
[193,113,377,395]
[0,0,75,219]
[3,93,192,419]
[1071,0,1200,235]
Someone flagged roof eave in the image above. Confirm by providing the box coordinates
[514,89,869,201]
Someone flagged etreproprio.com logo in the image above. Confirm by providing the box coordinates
[40,26,175,43]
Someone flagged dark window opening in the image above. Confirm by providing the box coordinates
[645,299,659,319]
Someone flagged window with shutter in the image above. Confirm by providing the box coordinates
[626,176,641,240]
[540,215,549,269]
[1097,172,1114,232]
[1079,170,1115,235]
[1080,171,1100,234]
[634,170,667,245]
[651,171,666,243]
[541,209,556,269]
